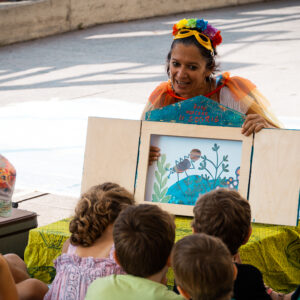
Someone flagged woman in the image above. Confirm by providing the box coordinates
[141,18,282,164]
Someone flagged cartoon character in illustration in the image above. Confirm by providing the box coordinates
[167,149,201,181]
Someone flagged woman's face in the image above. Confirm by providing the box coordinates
[169,43,211,99]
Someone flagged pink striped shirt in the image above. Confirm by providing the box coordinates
[44,243,125,300]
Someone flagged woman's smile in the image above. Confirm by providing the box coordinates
[169,43,210,99]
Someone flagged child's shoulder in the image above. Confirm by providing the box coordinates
[86,275,183,300]
[235,263,265,287]
[234,263,271,300]
[235,263,263,279]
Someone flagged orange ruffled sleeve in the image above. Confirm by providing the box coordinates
[223,72,282,128]
[144,75,282,128]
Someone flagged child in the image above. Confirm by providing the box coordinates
[1,253,48,300]
[85,204,183,300]
[44,182,135,300]
[0,253,18,300]
[172,233,236,300]
[192,188,273,300]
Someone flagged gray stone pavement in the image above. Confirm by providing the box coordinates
[0,0,299,225]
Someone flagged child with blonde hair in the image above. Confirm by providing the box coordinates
[44,182,135,300]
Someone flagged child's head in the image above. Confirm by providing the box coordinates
[69,182,135,247]
[172,233,235,300]
[192,188,251,255]
[113,204,175,278]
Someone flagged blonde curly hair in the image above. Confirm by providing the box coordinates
[69,182,135,247]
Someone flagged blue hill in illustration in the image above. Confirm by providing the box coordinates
[166,175,237,206]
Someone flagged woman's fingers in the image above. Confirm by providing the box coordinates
[242,114,268,136]
[150,146,160,153]
[149,146,161,165]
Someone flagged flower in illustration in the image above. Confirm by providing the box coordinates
[235,167,240,181]
[226,177,234,188]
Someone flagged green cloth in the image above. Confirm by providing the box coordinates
[240,222,300,294]
[24,217,300,293]
[85,274,184,300]
[24,218,70,283]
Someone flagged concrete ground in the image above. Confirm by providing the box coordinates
[0,0,299,226]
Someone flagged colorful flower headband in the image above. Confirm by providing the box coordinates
[172,18,222,49]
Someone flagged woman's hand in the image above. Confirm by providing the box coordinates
[241,114,270,136]
[149,146,160,166]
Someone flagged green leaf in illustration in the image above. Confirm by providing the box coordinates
[154,182,160,197]
[161,168,167,176]
[160,187,168,198]
[155,171,161,184]
[157,160,163,174]
[152,153,171,203]
[152,194,158,202]
[199,160,206,170]
[222,163,229,172]
[162,176,168,187]
[204,174,210,180]
[212,144,218,151]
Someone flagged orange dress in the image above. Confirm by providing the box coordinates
[143,72,281,128]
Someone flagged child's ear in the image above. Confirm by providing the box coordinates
[113,250,121,266]
[242,226,252,245]
[177,285,190,300]
[166,255,172,267]
[233,263,238,281]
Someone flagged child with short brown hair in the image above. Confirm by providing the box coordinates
[193,188,272,300]
[192,188,251,256]
[85,204,183,300]
[172,233,236,300]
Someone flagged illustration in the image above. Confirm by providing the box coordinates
[147,135,242,206]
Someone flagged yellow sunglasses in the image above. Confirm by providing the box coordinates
[174,29,213,53]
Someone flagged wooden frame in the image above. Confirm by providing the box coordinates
[81,117,299,225]
[81,117,141,195]
[135,121,253,216]
[249,129,300,226]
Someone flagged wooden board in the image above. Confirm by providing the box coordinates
[249,129,300,226]
[81,117,141,195]
[135,121,253,216]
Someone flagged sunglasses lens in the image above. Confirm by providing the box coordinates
[199,34,208,42]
